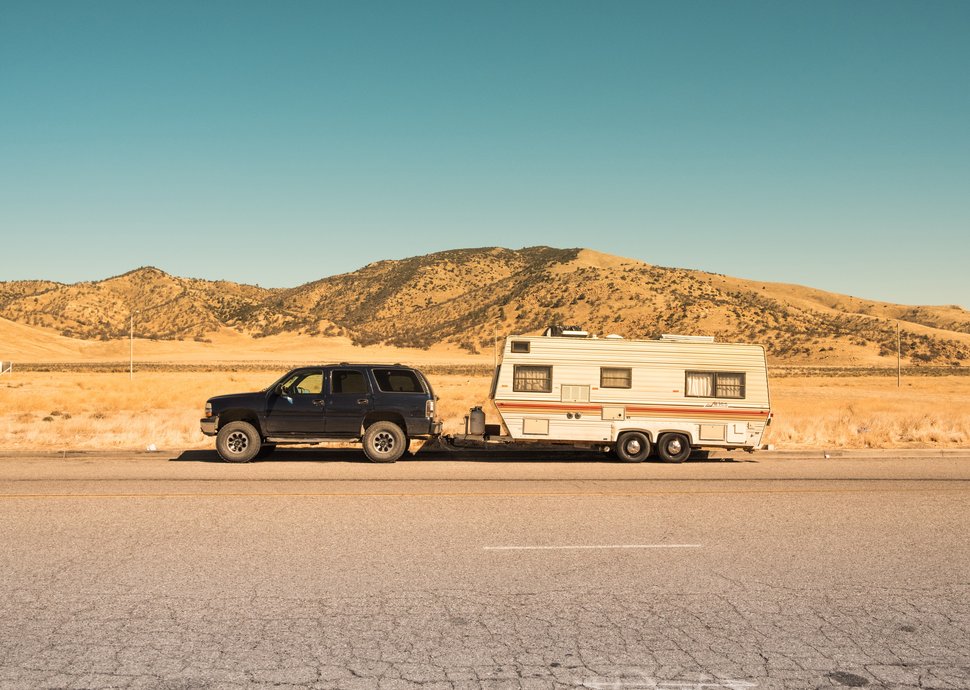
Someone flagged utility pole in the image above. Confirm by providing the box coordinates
[897,321,901,388]
[130,311,137,381]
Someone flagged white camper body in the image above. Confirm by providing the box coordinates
[488,333,771,460]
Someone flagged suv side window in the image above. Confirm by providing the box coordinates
[331,369,368,394]
[373,369,425,393]
[282,371,323,395]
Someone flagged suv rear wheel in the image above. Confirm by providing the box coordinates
[216,421,262,463]
[362,421,407,463]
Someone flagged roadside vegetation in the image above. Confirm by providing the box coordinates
[2,368,968,451]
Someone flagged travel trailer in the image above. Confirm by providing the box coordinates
[463,328,771,462]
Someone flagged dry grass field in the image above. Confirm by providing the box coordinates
[1,367,967,451]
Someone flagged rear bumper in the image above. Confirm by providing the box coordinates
[200,418,218,436]
[406,418,443,438]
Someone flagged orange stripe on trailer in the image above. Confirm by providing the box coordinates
[494,401,769,418]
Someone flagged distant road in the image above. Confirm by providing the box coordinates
[1,452,967,689]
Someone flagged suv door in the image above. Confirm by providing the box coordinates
[324,368,372,437]
[264,369,328,436]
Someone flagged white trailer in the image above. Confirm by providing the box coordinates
[463,330,771,462]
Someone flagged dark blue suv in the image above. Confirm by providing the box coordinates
[201,365,441,463]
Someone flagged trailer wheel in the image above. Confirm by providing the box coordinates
[615,431,651,462]
[657,433,691,463]
[363,421,407,463]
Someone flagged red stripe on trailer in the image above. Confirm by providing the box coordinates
[494,401,769,417]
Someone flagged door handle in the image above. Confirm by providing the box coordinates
[357,399,369,405]
[312,399,326,406]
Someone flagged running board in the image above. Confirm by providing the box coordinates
[265,437,360,444]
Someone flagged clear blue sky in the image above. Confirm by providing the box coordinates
[1,1,968,307]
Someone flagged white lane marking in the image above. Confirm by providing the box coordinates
[484,544,702,551]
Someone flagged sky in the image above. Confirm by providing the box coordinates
[1,1,968,307]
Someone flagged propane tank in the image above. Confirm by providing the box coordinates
[468,406,486,435]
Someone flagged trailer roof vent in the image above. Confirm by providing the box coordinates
[660,334,715,343]
[605,334,624,339]
[543,325,590,338]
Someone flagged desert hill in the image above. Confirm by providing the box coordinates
[2,247,969,366]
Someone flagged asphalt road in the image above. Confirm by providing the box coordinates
[0,450,967,690]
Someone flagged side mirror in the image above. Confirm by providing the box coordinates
[274,383,287,396]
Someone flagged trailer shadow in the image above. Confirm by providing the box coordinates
[171,448,756,464]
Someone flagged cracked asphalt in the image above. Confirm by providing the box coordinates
[0,451,967,689]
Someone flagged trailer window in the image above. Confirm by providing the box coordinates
[685,371,746,399]
[510,341,530,353]
[513,365,552,393]
[600,367,632,389]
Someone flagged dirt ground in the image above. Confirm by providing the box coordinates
[2,367,968,451]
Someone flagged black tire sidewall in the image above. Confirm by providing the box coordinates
[615,431,650,462]
[363,422,406,463]
[658,433,691,463]
[216,421,261,463]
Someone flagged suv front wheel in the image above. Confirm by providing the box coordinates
[216,421,262,463]
[362,421,407,463]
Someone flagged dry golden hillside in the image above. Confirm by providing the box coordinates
[0,267,275,339]
[2,247,969,366]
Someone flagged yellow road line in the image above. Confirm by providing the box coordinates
[0,487,966,499]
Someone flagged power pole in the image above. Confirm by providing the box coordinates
[896,321,901,388]
[130,312,137,381]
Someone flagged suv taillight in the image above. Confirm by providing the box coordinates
[425,399,435,418]
[205,402,212,418]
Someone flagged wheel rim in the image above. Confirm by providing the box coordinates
[226,431,249,454]
[625,438,642,455]
[373,431,395,454]
[667,437,683,454]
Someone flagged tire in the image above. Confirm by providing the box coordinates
[362,421,407,463]
[255,444,277,459]
[216,421,261,463]
[615,431,651,463]
[657,433,691,463]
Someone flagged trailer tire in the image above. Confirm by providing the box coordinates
[363,421,407,463]
[615,431,651,463]
[657,433,691,463]
[216,421,261,463]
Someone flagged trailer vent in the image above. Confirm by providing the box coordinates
[660,334,715,343]
[561,385,590,403]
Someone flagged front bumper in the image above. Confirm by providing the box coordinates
[200,417,218,436]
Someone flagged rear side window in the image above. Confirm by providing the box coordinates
[331,369,368,394]
[373,369,425,393]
